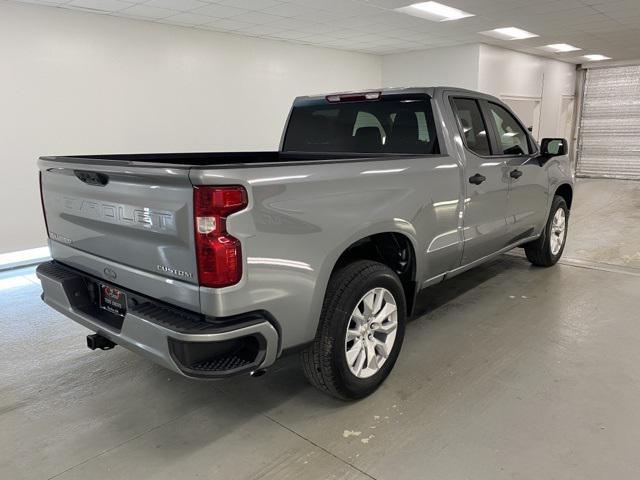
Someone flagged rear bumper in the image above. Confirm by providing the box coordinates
[36,261,279,378]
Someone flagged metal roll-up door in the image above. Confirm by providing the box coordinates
[577,65,640,180]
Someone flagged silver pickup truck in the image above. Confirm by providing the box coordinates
[37,87,573,399]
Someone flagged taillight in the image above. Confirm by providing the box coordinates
[193,186,248,288]
[39,172,50,237]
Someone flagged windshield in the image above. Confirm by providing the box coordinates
[282,98,439,155]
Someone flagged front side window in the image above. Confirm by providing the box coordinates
[282,98,439,154]
[451,98,491,156]
[487,103,531,155]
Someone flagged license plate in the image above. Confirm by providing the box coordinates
[99,284,127,317]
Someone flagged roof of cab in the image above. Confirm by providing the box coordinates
[293,86,501,105]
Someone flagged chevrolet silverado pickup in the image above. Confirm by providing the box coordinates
[37,87,573,399]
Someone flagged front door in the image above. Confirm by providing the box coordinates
[449,96,510,265]
[483,101,549,242]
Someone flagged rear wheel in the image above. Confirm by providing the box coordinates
[301,260,406,400]
[524,195,569,267]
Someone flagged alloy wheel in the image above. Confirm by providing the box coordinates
[344,287,398,379]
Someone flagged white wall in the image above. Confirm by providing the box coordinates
[477,44,577,140]
[0,1,381,254]
[381,44,480,90]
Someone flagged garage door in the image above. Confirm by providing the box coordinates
[577,65,640,180]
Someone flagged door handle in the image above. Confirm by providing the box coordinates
[510,169,523,179]
[468,173,486,185]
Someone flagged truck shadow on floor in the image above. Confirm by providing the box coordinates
[190,255,536,403]
[412,253,528,318]
[207,255,533,404]
[74,254,539,464]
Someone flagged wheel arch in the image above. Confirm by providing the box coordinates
[301,222,421,347]
[554,183,573,209]
[326,229,419,318]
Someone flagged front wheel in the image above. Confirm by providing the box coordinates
[301,260,406,400]
[524,195,569,267]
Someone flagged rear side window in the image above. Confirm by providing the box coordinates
[282,99,439,154]
[486,103,531,155]
[451,98,491,156]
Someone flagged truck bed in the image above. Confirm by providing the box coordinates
[40,151,398,167]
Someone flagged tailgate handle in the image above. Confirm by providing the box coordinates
[74,170,109,186]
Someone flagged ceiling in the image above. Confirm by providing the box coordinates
[12,0,640,63]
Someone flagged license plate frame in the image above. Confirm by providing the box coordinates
[98,283,127,317]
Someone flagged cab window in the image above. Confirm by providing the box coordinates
[283,99,439,154]
[487,103,531,155]
[451,98,491,156]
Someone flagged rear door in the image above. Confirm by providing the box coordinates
[39,159,198,285]
[482,101,549,242]
[449,96,510,265]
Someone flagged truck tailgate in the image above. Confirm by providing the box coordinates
[39,159,198,289]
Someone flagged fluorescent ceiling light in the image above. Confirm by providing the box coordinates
[583,54,611,61]
[396,1,474,22]
[480,27,539,40]
[542,43,581,53]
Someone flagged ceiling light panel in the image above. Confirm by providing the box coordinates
[396,2,474,22]
[583,54,611,61]
[542,43,581,52]
[480,27,539,40]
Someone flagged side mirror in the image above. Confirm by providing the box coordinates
[540,138,568,157]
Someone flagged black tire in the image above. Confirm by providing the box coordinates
[301,260,407,400]
[524,195,569,267]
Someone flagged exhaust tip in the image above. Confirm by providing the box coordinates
[250,369,267,378]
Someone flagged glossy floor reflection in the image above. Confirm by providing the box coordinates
[1,178,639,480]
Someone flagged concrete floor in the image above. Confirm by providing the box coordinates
[1,178,639,480]
[562,178,640,269]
